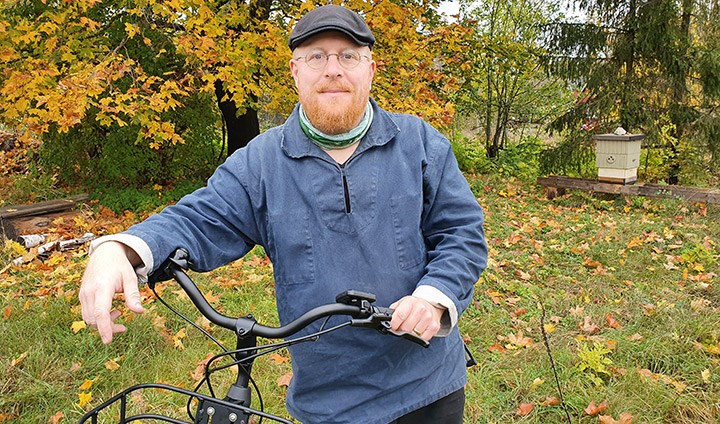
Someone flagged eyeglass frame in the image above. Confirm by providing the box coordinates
[292,49,372,70]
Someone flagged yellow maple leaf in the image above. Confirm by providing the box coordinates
[71,320,87,334]
[78,379,94,390]
[172,328,186,350]
[105,359,121,371]
[77,391,93,408]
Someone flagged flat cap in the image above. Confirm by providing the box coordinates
[288,5,375,51]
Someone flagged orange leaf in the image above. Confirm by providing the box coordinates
[3,305,10,320]
[511,307,528,318]
[541,396,561,406]
[78,379,94,391]
[599,412,633,424]
[605,313,622,329]
[48,411,64,424]
[269,353,289,364]
[584,400,608,416]
[191,353,215,382]
[487,343,507,353]
[516,402,534,416]
[277,372,293,388]
[10,352,27,368]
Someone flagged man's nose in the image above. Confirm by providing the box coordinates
[324,54,343,76]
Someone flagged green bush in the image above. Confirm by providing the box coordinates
[451,135,545,181]
[38,93,222,190]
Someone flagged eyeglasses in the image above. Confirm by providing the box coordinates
[294,51,371,70]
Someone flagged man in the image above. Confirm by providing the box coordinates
[80,5,487,423]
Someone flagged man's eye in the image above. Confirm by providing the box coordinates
[341,52,358,60]
[308,53,325,61]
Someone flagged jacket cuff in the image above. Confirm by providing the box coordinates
[89,234,153,284]
[412,285,457,337]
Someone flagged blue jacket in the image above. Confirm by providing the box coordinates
[125,99,487,423]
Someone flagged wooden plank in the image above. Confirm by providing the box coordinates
[0,194,89,219]
[537,176,720,204]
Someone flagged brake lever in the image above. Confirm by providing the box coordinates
[378,321,430,348]
[350,307,430,348]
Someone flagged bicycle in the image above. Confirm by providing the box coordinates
[78,249,428,424]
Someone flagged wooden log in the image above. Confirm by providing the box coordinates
[0,194,89,219]
[537,176,720,204]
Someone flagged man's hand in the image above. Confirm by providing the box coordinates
[389,296,446,341]
[79,241,145,344]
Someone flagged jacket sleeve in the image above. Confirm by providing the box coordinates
[123,151,263,274]
[419,134,488,317]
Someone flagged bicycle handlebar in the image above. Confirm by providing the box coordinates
[154,249,429,347]
[79,249,429,424]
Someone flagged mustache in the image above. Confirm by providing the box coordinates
[316,81,354,93]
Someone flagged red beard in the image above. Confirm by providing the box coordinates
[301,80,368,135]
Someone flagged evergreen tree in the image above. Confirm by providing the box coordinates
[541,0,720,184]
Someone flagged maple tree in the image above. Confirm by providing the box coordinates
[0,0,463,186]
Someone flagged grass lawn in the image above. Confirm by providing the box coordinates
[1,175,719,423]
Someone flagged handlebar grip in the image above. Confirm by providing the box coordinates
[380,322,430,348]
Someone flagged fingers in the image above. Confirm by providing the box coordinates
[79,241,142,344]
[389,296,444,340]
[122,267,145,314]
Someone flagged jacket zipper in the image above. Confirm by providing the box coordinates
[340,164,351,213]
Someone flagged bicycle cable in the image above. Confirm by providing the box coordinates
[151,285,263,422]
[151,286,229,352]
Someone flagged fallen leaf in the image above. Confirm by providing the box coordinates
[78,379,94,391]
[584,400,608,415]
[626,333,643,342]
[3,305,10,320]
[269,353,290,364]
[516,402,534,416]
[511,307,528,318]
[487,343,507,353]
[172,328,186,350]
[277,372,293,387]
[543,323,557,333]
[579,316,600,334]
[507,330,533,348]
[701,369,711,383]
[71,320,86,334]
[77,392,93,408]
[191,353,216,382]
[105,359,121,371]
[48,411,64,424]
[598,412,633,423]
[541,396,561,406]
[605,313,621,329]
[10,352,27,368]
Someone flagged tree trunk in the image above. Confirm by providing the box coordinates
[214,80,260,157]
[212,0,271,158]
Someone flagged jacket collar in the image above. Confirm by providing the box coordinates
[281,98,400,160]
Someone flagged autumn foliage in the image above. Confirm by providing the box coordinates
[0,0,463,151]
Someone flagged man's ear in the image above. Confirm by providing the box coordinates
[290,59,300,87]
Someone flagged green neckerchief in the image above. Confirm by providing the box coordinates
[299,101,373,150]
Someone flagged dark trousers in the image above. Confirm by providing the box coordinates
[389,388,465,424]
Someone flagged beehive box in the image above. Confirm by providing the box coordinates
[593,133,644,184]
